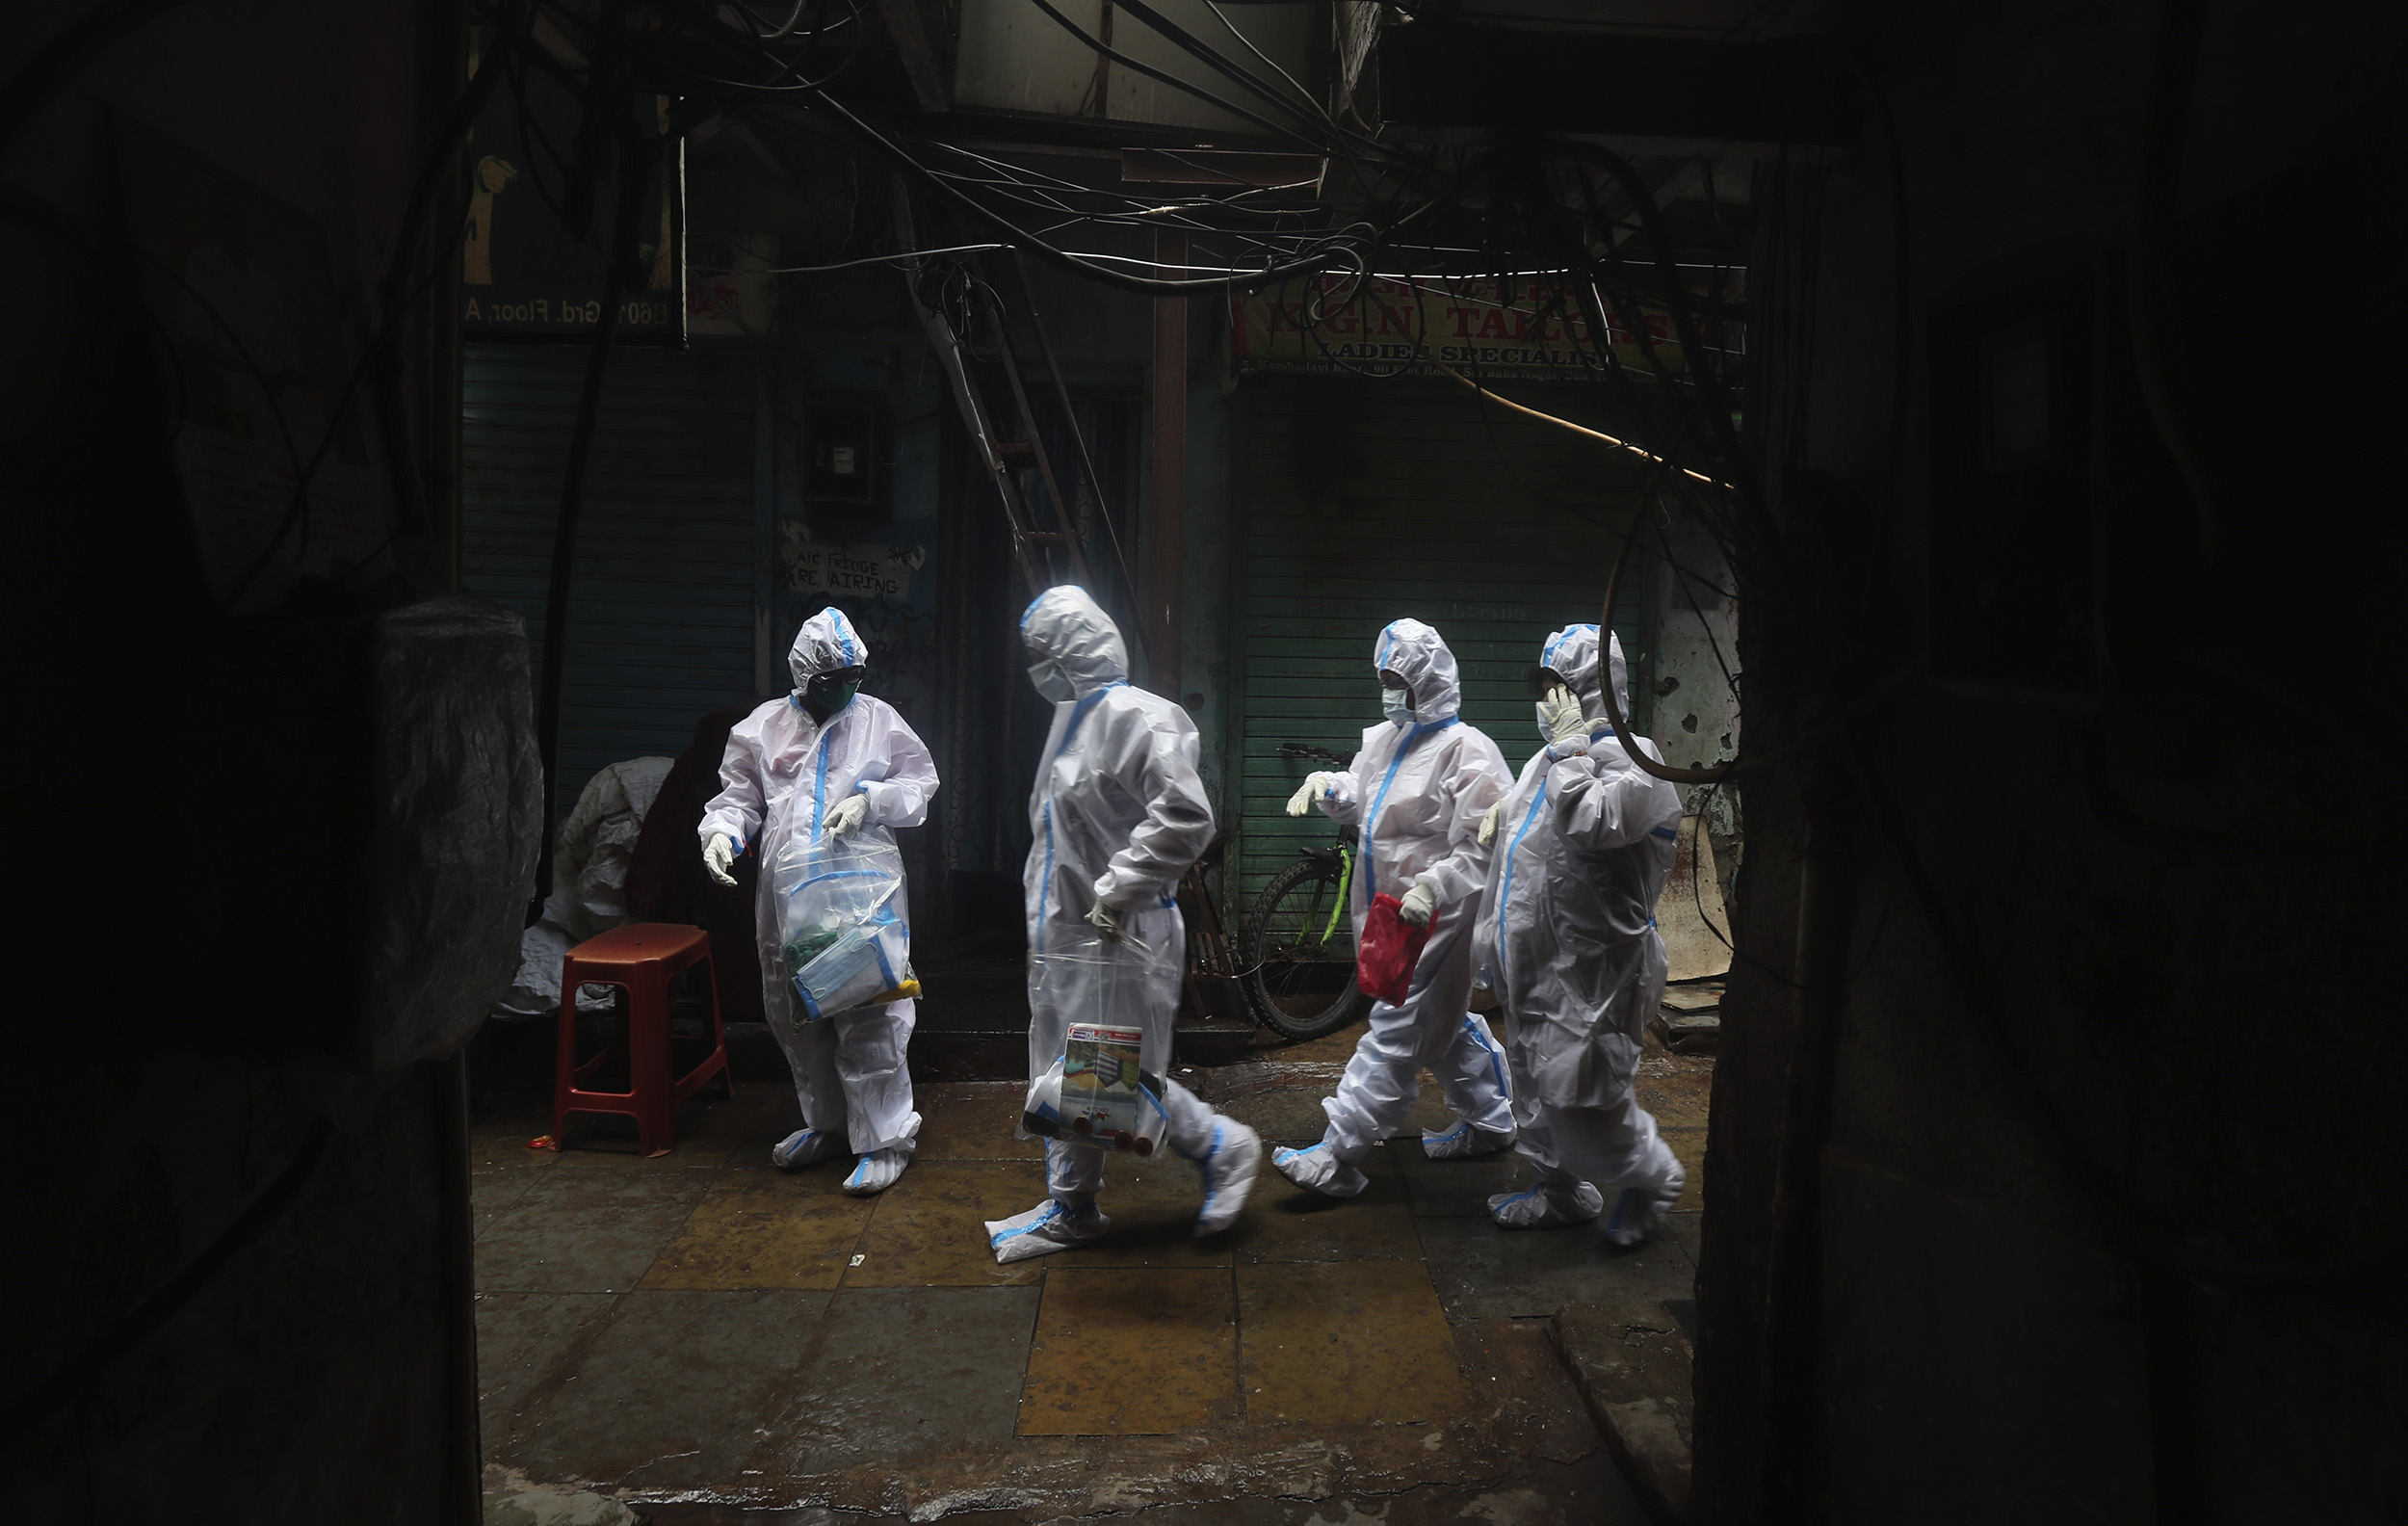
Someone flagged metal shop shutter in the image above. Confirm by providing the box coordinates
[1234,376,1658,905]
[461,343,761,820]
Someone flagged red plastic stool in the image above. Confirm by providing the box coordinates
[551,923,733,1157]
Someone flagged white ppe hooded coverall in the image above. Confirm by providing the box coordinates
[984,586,1262,1260]
[1275,618,1518,1194]
[1474,623,1687,1241]
[698,608,939,1180]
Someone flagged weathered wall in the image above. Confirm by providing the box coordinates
[0,2,480,1519]
[1650,510,1743,907]
[697,150,1243,923]
[1692,3,2408,1522]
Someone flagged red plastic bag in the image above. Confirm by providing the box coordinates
[1356,892,1431,1006]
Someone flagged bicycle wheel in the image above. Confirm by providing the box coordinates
[1240,857,1371,1040]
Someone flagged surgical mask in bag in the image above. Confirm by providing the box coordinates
[1381,686,1413,728]
[1029,660,1076,701]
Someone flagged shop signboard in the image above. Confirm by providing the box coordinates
[459,30,684,343]
[1229,274,1725,383]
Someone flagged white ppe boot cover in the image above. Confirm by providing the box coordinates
[1421,1120,1516,1160]
[1488,1180,1607,1228]
[1271,1142,1371,1198]
[985,1197,1112,1263]
[1601,1160,1686,1247]
[772,1128,847,1171]
[843,1146,909,1197]
[1191,1120,1263,1235]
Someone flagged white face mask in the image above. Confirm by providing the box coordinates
[1028,660,1076,702]
[1534,699,1557,743]
[1381,685,1413,728]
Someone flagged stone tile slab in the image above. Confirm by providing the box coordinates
[1414,1217,1695,1320]
[1451,1316,1607,1464]
[843,1160,1047,1288]
[547,1092,756,1170]
[1235,1148,1423,1264]
[1046,1158,1233,1269]
[1237,1261,1467,1426]
[473,1171,539,1240]
[769,1285,1044,1476]
[511,1289,831,1489]
[1661,1128,1705,1211]
[474,1292,617,1457]
[1206,1082,1339,1145]
[1018,1268,1239,1435]
[640,1168,874,1290]
[472,1111,563,1175]
[1635,1066,1714,1130]
[477,1170,715,1294]
[911,1082,1046,1161]
[1554,1301,1696,1519]
[1395,1141,1536,1219]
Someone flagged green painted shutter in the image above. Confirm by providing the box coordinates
[461,343,762,820]
[1234,376,1657,905]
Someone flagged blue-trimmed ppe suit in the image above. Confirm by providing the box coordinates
[1292,618,1517,1168]
[1474,623,1686,1240]
[987,586,1259,1256]
[699,608,939,1158]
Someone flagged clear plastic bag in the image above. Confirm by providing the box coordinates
[772,833,908,1020]
[1019,931,1173,1154]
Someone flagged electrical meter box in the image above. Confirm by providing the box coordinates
[804,399,885,513]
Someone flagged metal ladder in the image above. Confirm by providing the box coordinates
[894,199,1146,657]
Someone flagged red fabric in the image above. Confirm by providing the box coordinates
[1356,892,1430,1007]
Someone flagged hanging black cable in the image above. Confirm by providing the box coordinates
[533,91,656,910]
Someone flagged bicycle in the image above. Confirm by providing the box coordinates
[1233,743,1373,1041]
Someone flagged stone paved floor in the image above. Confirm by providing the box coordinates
[473,1027,1712,1522]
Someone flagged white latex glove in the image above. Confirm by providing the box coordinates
[825,793,870,837]
[1286,773,1338,816]
[1539,685,1590,750]
[1477,799,1504,848]
[1085,898,1124,943]
[1398,881,1436,927]
[702,832,738,887]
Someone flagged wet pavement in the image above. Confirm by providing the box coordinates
[473,1024,1711,1521]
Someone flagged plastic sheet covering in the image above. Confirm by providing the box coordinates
[1018,932,1175,1154]
[360,598,545,1071]
[491,755,675,1020]
[772,834,908,1020]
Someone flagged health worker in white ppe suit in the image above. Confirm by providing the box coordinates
[1473,623,1686,1242]
[1272,617,1518,1198]
[699,607,939,1197]
[983,586,1265,1262]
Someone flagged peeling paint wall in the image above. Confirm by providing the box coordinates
[1647,510,1743,906]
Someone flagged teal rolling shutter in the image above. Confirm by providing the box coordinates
[1235,376,1657,904]
[461,343,762,820]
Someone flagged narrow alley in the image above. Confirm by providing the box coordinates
[472,1028,1712,1521]
[7,2,2402,1524]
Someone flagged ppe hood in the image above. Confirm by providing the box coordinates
[1538,622,1628,726]
[1374,618,1462,724]
[789,607,868,691]
[1021,585,1128,696]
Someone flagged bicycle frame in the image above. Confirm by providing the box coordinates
[1318,843,1354,948]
